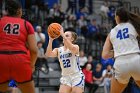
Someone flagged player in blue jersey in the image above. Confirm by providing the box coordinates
[46,27,85,93]
[102,7,140,93]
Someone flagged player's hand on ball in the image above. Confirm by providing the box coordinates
[49,36,55,41]
[59,26,65,37]
[47,23,61,39]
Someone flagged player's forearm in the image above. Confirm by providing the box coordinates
[62,34,75,50]
[102,50,114,59]
[45,39,53,57]
[102,34,114,59]
[108,50,114,58]
[30,51,38,67]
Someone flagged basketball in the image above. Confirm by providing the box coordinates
[47,23,61,38]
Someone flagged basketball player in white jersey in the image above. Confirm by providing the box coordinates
[46,28,85,93]
[102,7,140,93]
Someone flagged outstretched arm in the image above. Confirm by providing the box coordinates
[45,37,58,57]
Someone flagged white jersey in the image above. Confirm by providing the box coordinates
[58,46,81,76]
[110,22,140,58]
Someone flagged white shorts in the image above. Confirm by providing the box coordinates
[114,53,140,84]
[60,71,85,90]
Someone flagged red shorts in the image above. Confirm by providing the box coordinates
[0,53,32,83]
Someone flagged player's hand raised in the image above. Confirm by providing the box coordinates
[59,26,65,37]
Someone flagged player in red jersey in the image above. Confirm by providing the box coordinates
[0,0,38,93]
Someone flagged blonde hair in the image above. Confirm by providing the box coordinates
[71,31,78,43]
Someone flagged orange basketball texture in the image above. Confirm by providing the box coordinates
[47,23,61,38]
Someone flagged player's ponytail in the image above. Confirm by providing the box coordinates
[71,31,78,44]
[5,0,21,16]
[129,12,140,37]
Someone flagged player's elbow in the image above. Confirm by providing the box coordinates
[69,45,79,54]
[102,52,110,60]
[45,52,50,57]
[70,47,77,54]
[45,51,52,57]
[70,46,75,52]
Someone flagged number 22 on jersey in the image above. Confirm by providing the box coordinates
[116,28,129,40]
[62,59,71,68]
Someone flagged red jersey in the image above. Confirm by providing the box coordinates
[0,16,35,83]
[0,16,34,52]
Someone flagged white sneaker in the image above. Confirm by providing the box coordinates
[41,67,46,71]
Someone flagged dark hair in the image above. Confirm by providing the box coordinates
[84,63,93,70]
[116,7,140,37]
[129,13,140,37]
[5,0,21,16]
[37,41,43,45]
